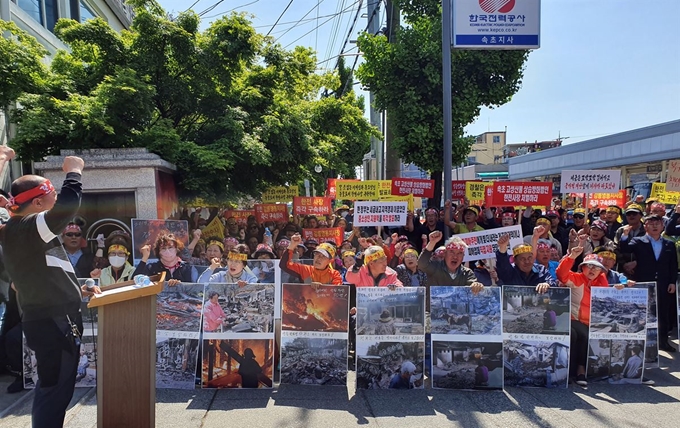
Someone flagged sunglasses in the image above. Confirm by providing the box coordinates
[573,214,585,219]
[64,233,81,238]
[625,212,640,216]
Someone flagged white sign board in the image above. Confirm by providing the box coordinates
[452,0,541,49]
[456,225,523,262]
[353,201,408,227]
[667,159,680,192]
[560,170,621,194]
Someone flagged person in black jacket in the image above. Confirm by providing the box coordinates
[0,152,102,427]
[620,214,678,352]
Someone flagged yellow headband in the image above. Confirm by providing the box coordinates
[365,248,386,264]
[342,251,356,259]
[598,251,616,260]
[227,252,248,261]
[403,248,418,258]
[207,240,224,251]
[512,245,533,256]
[536,218,551,227]
[108,244,129,255]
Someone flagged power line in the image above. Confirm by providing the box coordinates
[282,0,362,49]
[197,0,226,16]
[184,0,203,13]
[274,0,326,42]
[252,9,353,29]
[267,0,295,36]
[323,0,347,67]
[201,0,260,19]
[334,0,364,69]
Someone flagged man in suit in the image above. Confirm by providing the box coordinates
[620,214,678,352]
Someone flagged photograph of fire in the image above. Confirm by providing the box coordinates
[131,219,189,262]
[201,339,274,389]
[281,284,349,332]
[156,283,204,332]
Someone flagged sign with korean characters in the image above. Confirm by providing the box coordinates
[336,180,390,200]
[588,190,626,209]
[254,204,289,223]
[650,182,680,205]
[457,225,523,262]
[491,182,553,207]
[391,178,435,198]
[560,170,621,193]
[380,194,414,212]
[293,197,332,216]
[302,227,344,246]
[353,201,408,227]
[223,210,255,224]
[261,186,299,203]
[201,216,225,240]
[452,180,467,199]
[666,159,680,192]
[327,179,359,198]
[452,0,541,50]
[466,181,493,205]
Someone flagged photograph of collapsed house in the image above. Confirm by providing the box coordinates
[432,341,503,390]
[503,287,570,335]
[280,337,348,386]
[281,284,349,332]
[503,339,569,388]
[589,289,647,334]
[587,339,645,383]
[156,337,200,389]
[202,339,274,388]
[156,283,204,332]
[356,288,425,335]
[202,283,275,334]
[431,287,501,335]
[356,340,424,389]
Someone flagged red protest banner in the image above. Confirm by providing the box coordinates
[293,197,332,216]
[302,227,344,246]
[588,190,626,209]
[391,178,435,198]
[491,182,553,207]
[452,180,466,199]
[254,204,289,223]
[223,210,256,224]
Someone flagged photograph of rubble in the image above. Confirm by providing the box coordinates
[202,339,274,389]
[587,339,645,383]
[131,219,189,263]
[503,287,570,335]
[589,288,647,335]
[432,341,503,390]
[356,287,425,336]
[281,284,349,332]
[22,336,37,389]
[430,286,501,335]
[503,339,570,388]
[156,337,200,389]
[202,283,275,334]
[356,340,424,390]
[156,282,204,332]
[280,337,348,386]
[635,282,658,368]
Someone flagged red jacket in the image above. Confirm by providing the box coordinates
[556,257,609,325]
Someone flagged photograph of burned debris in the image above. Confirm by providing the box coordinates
[503,339,569,388]
[503,286,570,335]
[202,283,275,334]
[281,284,349,332]
[430,286,501,335]
[432,341,503,390]
[356,288,425,336]
[280,337,348,386]
[202,339,274,389]
[131,219,189,263]
[356,340,424,390]
[156,283,204,332]
[156,337,200,389]
[589,288,647,335]
[587,339,645,383]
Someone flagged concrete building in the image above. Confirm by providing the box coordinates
[470,131,506,165]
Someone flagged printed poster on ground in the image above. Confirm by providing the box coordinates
[502,286,571,389]
[355,287,426,390]
[280,284,350,386]
[561,170,621,193]
[633,282,658,369]
[587,287,647,384]
[456,225,523,262]
[131,219,189,265]
[431,286,503,390]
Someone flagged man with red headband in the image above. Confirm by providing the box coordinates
[407,206,445,252]
[0,151,101,427]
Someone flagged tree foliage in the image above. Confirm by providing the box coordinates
[356,0,528,206]
[5,5,377,201]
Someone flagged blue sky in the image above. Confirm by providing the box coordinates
[158,0,680,145]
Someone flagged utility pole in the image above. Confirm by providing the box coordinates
[384,0,401,180]
[366,0,381,180]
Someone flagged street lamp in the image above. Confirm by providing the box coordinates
[314,165,322,173]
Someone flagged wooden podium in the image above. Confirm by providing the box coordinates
[88,273,165,428]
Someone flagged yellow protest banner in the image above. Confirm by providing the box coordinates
[261,186,299,203]
[465,181,492,205]
[336,180,380,200]
[380,194,414,212]
[201,216,225,240]
[650,182,680,205]
[378,180,392,197]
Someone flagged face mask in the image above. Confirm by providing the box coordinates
[108,255,126,268]
[160,248,176,259]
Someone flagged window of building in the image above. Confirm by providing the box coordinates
[14,0,44,26]
[70,0,97,22]
[14,0,60,32]
[493,135,501,143]
[467,156,476,164]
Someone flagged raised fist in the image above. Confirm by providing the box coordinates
[63,156,84,173]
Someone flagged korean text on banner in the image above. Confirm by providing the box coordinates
[223,210,255,224]
[378,180,392,198]
[261,186,299,203]
[353,201,408,227]
[587,190,626,209]
[650,183,680,205]
[391,178,435,198]
[491,182,553,207]
[667,160,680,192]
[293,197,332,216]
[302,227,344,246]
[201,216,225,240]
[254,204,289,223]
[466,181,492,205]
[336,180,380,200]
[560,170,621,193]
[457,225,523,262]
[452,180,466,199]
[380,194,414,212]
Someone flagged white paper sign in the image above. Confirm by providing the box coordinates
[560,170,621,194]
[353,201,408,227]
[456,225,523,262]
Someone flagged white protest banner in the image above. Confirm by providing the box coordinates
[667,159,680,192]
[456,225,523,262]
[353,201,408,227]
[560,170,621,193]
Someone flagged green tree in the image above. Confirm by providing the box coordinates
[356,0,528,207]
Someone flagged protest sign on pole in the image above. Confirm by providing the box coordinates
[353,201,408,227]
[336,180,380,200]
[391,178,435,198]
[650,182,680,204]
[302,227,344,246]
[261,186,299,203]
[491,182,553,207]
[201,216,225,240]
[378,180,392,198]
[667,160,680,192]
[452,180,467,200]
[456,225,523,262]
[254,204,289,223]
[380,194,414,212]
[466,181,492,205]
[560,170,621,193]
[293,197,332,216]
[587,191,626,209]
[224,210,256,225]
